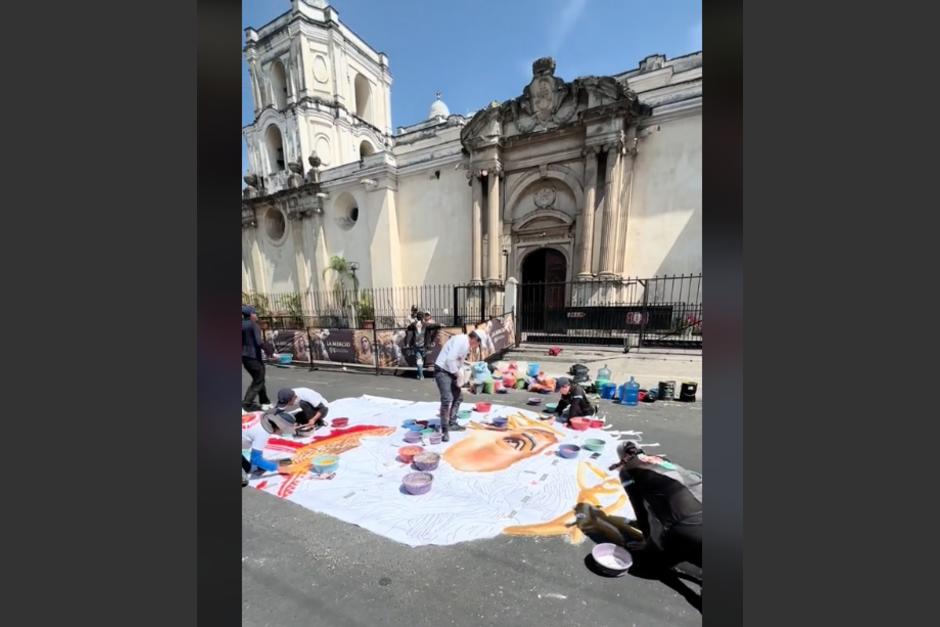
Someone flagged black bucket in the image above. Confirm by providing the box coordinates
[679,381,698,402]
[658,381,676,401]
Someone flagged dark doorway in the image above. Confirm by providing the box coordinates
[520,248,568,334]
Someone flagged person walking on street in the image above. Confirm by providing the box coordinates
[433,330,482,441]
[242,305,272,411]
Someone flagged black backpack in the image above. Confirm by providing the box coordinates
[569,363,590,383]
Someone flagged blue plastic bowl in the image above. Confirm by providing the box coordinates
[492,417,508,427]
[311,454,339,474]
[277,353,293,365]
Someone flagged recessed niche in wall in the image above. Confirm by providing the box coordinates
[334,192,359,231]
[265,206,287,242]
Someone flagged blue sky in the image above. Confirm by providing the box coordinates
[242,0,701,176]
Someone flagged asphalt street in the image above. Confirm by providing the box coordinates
[242,363,702,627]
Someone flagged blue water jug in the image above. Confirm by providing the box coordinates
[598,364,612,381]
[600,382,617,400]
[622,377,640,406]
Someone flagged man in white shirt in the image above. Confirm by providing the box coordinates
[274,387,330,432]
[433,330,482,441]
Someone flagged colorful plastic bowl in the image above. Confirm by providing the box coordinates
[474,402,492,413]
[457,409,472,421]
[402,471,434,495]
[408,423,425,432]
[570,418,590,431]
[311,454,339,474]
[412,451,440,471]
[491,417,508,427]
[421,428,436,438]
[591,543,633,576]
[589,419,605,429]
[331,417,349,428]
[545,402,558,412]
[428,433,443,445]
[403,431,422,444]
[558,444,581,459]
[527,397,542,405]
[277,353,294,364]
[583,438,606,452]
[398,446,425,463]
[402,419,417,428]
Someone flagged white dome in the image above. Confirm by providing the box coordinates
[428,93,450,119]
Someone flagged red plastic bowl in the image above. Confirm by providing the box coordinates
[331,417,349,428]
[589,419,605,429]
[398,445,425,463]
[474,402,492,413]
[570,418,590,431]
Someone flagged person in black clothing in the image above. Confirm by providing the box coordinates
[242,305,272,411]
[554,377,597,425]
[404,311,441,380]
[608,440,702,570]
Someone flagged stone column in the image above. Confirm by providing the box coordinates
[597,141,623,278]
[485,169,501,283]
[577,146,600,279]
[471,173,483,283]
[248,60,263,114]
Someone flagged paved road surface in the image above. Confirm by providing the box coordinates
[243,364,702,627]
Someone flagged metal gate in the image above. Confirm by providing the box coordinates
[452,284,485,327]
[516,274,702,350]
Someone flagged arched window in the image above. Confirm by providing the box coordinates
[353,73,372,123]
[270,61,288,110]
[265,125,285,172]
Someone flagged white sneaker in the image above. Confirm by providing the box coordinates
[261,403,273,411]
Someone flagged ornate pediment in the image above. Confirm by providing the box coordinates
[460,57,650,148]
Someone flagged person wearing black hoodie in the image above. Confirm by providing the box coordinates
[553,377,597,425]
[609,440,703,570]
[242,305,272,411]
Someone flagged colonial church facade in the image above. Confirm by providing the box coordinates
[241,0,702,315]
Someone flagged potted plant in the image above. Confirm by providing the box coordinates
[357,293,375,329]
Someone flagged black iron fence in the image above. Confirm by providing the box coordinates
[243,284,483,329]
[516,274,702,350]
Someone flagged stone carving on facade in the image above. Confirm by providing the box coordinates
[460,56,650,151]
[306,152,322,184]
[241,203,258,229]
[287,159,305,188]
[534,185,556,209]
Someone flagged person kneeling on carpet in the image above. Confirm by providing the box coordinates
[554,377,598,425]
[273,387,330,432]
[242,411,295,483]
[606,440,703,573]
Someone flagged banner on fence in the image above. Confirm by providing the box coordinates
[304,328,376,365]
[468,312,516,361]
[374,326,463,368]
[266,330,311,362]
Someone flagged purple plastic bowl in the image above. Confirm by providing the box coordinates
[591,543,633,576]
[402,471,433,495]
[412,452,440,471]
[558,444,581,459]
[403,431,422,444]
[492,417,508,427]
[428,433,443,445]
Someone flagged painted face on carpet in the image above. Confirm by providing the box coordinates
[444,414,562,472]
[248,396,635,547]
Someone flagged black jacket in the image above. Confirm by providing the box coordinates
[619,455,703,547]
[404,320,441,350]
[242,319,264,360]
[556,384,595,419]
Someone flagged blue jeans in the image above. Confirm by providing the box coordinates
[414,348,426,379]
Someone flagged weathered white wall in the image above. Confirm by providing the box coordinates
[396,166,472,285]
[623,113,702,277]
